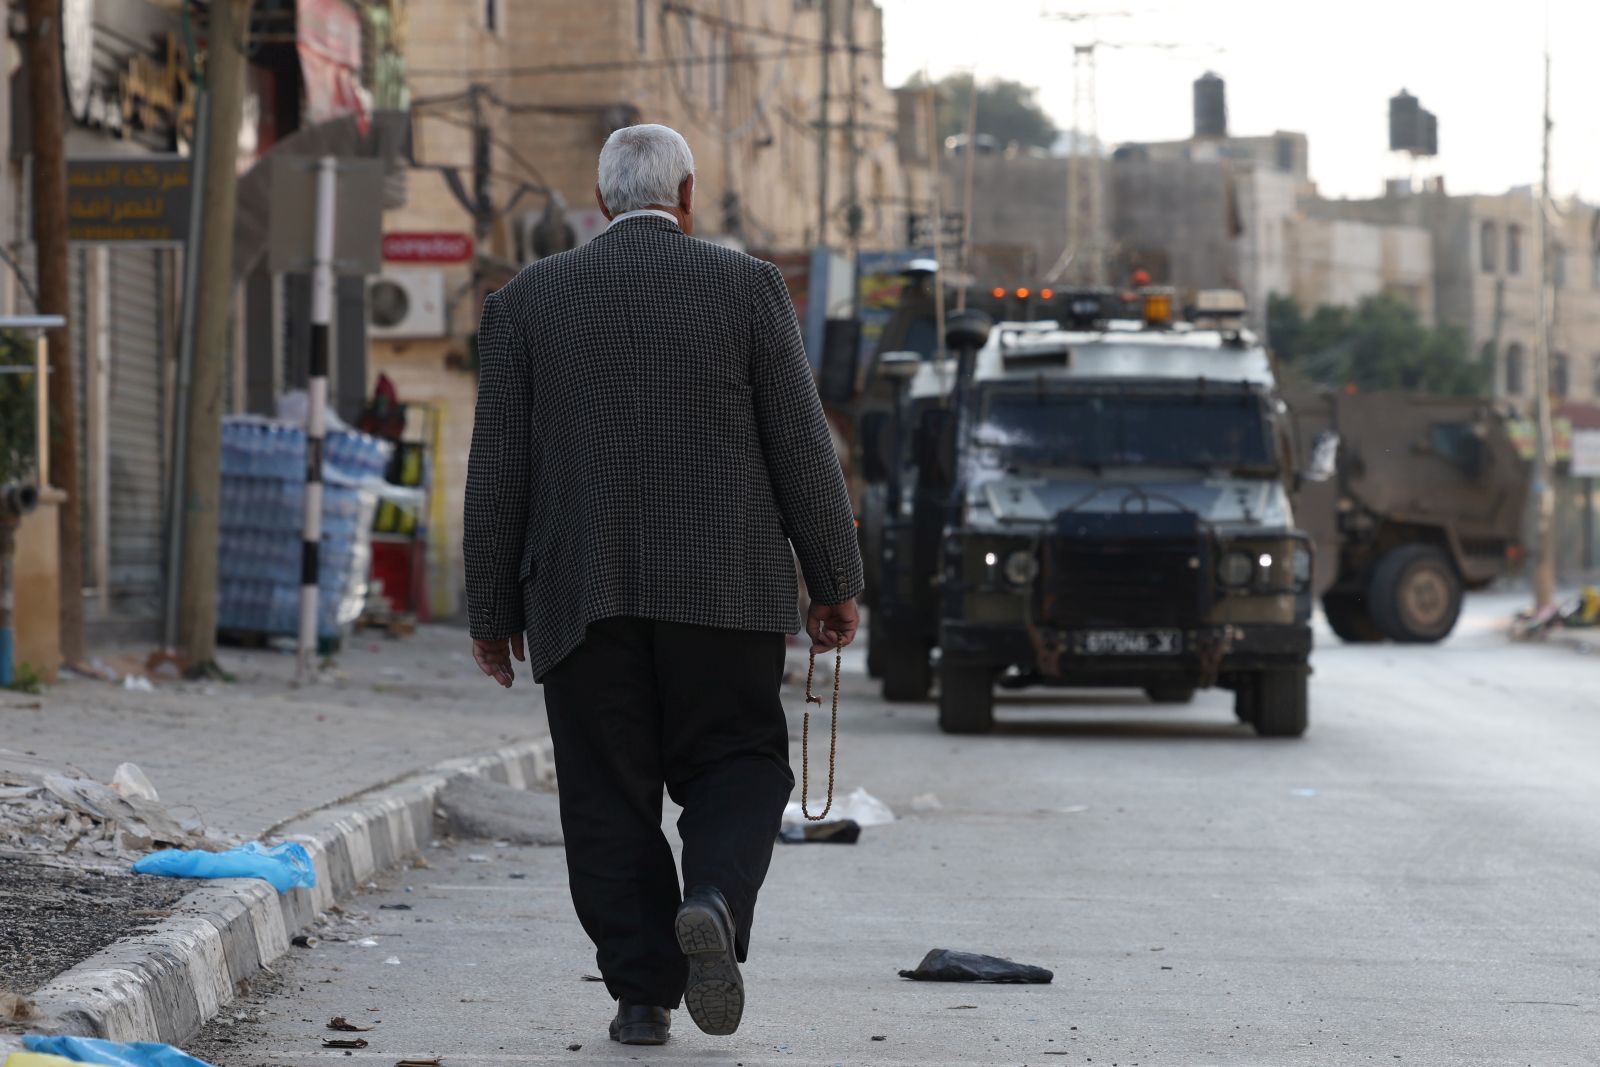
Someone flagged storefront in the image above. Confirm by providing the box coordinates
[49,0,190,636]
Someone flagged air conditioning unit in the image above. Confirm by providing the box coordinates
[367,270,448,339]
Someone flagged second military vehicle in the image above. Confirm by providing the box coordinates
[1288,389,1527,643]
[861,290,1316,737]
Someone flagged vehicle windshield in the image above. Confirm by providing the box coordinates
[973,387,1277,472]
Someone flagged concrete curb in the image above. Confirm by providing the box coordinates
[21,737,555,1047]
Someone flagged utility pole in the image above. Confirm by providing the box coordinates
[844,0,861,313]
[816,0,831,247]
[23,0,82,665]
[178,0,252,671]
[956,72,978,310]
[470,85,492,242]
[297,159,337,683]
[1068,43,1103,285]
[1532,48,1556,609]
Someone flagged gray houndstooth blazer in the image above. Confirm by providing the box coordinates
[463,214,863,681]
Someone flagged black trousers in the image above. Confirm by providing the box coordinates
[540,616,794,1007]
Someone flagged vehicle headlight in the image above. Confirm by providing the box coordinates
[1219,550,1254,586]
[1291,545,1312,585]
[1003,549,1040,585]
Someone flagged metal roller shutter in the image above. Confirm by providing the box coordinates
[104,246,167,619]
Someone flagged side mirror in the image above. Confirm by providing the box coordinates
[916,408,957,488]
[1300,430,1339,484]
[860,411,892,484]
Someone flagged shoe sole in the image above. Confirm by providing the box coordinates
[675,901,745,1036]
[613,1027,669,1046]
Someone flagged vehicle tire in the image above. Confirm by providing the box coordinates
[1322,591,1384,643]
[1145,684,1196,704]
[1242,669,1308,738]
[1367,545,1463,644]
[880,630,932,702]
[938,661,995,734]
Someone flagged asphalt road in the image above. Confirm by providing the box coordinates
[197,595,1600,1066]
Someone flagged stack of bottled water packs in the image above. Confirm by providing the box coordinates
[218,416,393,640]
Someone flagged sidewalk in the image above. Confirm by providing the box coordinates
[4,625,546,841]
[1,623,552,1033]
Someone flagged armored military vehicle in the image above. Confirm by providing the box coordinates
[860,290,1316,737]
[1287,390,1527,643]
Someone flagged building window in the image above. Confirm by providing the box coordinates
[1480,221,1498,272]
[1592,247,1600,289]
[484,0,498,32]
[1593,354,1600,396]
[637,0,647,50]
[1554,244,1567,288]
[1553,352,1570,398]
[1507,223,1523,275]
[1504,342,1525,395]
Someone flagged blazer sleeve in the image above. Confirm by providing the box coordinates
[749,261,865,606]
[463,292,533,640]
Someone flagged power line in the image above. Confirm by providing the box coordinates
[660,1,858,52]
[407,42,880,80]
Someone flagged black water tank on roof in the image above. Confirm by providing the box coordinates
[1419,108,1438,156]
[1194,72,1227,139]
[1389,90,1421,152]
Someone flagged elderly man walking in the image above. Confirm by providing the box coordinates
[464,124,862,1046]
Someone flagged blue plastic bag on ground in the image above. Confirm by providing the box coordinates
[132,841,315,893]
[22,1036,217,1067]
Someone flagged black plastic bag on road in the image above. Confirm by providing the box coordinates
[898,948,1053,984]
[778,819,861,844]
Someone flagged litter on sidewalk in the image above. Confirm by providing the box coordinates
[781,787,894,829]
[132,841,316,893]
[898,948,1054,984]
[19,1036,217,1067]
[1512,586,1600,640]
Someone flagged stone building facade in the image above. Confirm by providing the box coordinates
[373,0,928,616]
[1311,188,1600,406]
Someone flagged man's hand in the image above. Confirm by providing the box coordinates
[806,598,859,653]
[473,634,525,688]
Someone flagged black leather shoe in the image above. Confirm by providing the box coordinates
[676,886,745,1036]
[609,1002,671,1046]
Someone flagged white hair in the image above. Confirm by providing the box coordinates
[597,124,695,214]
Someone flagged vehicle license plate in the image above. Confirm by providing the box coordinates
[1075,629,1181,655]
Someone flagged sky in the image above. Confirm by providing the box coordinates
[878,0,1600,203]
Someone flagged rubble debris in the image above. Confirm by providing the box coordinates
[395,1058,441,1066]
[0,991,39,1021]
[378,903,412,910]
[133,841,316,893]
[778,819,861,844]
[322,1039,369,1050]
[1,751,219,861]
[291,934,319,948]
[436,776,563,846]
[108,764,159,802]
[899,949,1054,984]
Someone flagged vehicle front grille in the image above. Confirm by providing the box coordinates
[1040,512,1212,629]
